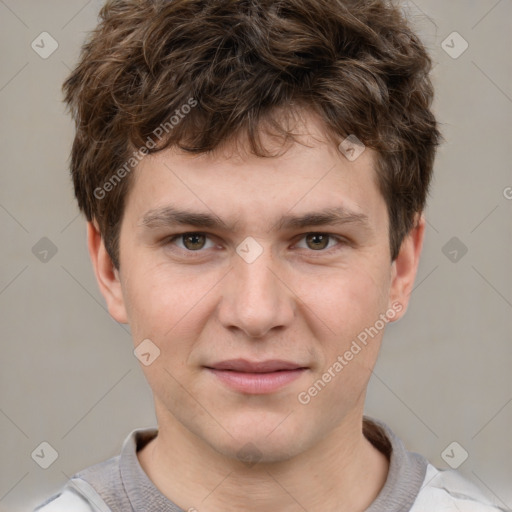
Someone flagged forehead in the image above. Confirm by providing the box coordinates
[123,112,387,235]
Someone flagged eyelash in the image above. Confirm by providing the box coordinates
[163,232,348,257]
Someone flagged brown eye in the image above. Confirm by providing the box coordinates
[182,233,207,250]
[305,233,330,250]
[166,232,216,253]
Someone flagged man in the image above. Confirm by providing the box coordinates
[35,0,507,510]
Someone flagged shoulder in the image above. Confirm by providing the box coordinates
[411,463,509,511]
[33,428,153,512]
[33,455,122,512]
[33,488,94,512]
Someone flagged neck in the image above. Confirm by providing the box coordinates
[138,405,389,512]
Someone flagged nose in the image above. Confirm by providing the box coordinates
[217,245,295,338]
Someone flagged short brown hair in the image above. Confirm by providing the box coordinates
[63,0,442,269]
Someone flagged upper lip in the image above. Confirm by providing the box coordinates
[206,359,307,373]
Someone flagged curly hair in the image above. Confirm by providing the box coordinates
[63,0,442,269]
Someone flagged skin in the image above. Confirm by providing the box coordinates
[88,110,425,512]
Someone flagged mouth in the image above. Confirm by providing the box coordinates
[204,359,309,394]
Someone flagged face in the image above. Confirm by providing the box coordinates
[90,111,423,464]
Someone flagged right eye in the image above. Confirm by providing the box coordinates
[166,232,216,251]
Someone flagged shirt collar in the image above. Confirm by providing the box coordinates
[119,416,428,512]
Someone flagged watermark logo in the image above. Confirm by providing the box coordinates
[32,237,58,263]
[236,236,264,264]
[441,31,469,59]
[31,441,59,469]
[94,98,198,200]
[134,338,161,366]
[442,236,468,263]
[297,302,402,405]
[31,32,58,59]
[236,442,263,468]
[338,134,366,162]
[441,441,468,469]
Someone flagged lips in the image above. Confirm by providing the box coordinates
[206,359,307,373]
[204,359,308,394]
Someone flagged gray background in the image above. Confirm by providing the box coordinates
[0,1,511,510]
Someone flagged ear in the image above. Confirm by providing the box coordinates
[387,213,425,321]
[87,220,128,324]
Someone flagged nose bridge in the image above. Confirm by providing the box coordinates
[219,244,293,337]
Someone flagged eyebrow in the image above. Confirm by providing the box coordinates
[139,205,370,232]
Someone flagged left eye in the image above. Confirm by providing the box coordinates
[170,233,216,251]
[295,233,341,251]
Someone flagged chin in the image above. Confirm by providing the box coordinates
[205,418,313,466]
[214,436,299,466]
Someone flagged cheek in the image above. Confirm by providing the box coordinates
[124,267,214,399]
[123,263,216,348]
[303,265,389,338]
[297,263,391,399]
[295,271,387,413]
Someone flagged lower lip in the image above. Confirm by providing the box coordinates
[206,368,307,394]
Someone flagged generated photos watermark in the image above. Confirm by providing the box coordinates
[297,301,403,405]
[94,97,198,200]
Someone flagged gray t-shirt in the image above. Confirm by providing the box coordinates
[34,416,508,511]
